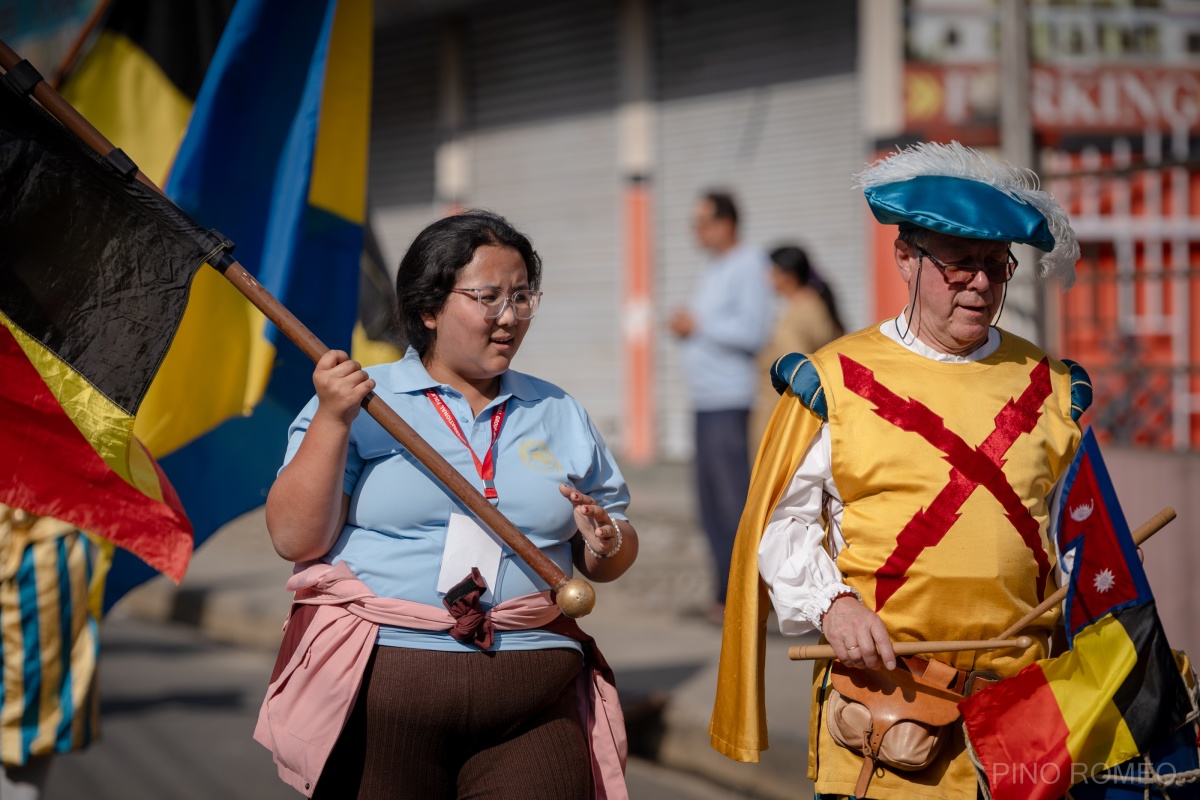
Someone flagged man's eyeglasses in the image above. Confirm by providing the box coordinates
[451,288,543,320]
[916,246,1018,286]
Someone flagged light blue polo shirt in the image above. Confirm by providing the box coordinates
[681,242,775,411]
[281,348,630,652]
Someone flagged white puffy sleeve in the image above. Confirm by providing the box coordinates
[757,425,858,636]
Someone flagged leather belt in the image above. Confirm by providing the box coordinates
[954,668,1003,697]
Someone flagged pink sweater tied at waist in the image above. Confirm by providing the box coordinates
[253,561,628,799]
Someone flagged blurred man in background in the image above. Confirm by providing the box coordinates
[670,190,773,623]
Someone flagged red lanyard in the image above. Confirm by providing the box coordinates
[425,390,508,502]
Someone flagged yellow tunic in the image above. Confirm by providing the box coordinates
[711,326,1084,800]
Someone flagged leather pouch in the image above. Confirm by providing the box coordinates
[826,656,964,797]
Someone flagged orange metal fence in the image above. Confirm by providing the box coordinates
[1048,135,1200,451]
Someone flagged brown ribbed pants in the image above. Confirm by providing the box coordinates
[313,646,590,800]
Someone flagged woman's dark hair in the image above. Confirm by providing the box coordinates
[395,210,542,356]
[769,244,845,336]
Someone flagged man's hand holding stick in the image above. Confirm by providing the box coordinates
[789,506,1177,663]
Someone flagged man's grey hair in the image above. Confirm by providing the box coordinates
[896,225,935,253]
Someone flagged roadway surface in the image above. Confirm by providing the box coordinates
[44,614,754,799]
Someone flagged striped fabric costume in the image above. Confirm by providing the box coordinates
[0,506,101,767]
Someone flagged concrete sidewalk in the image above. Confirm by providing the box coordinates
[118,462,816,799]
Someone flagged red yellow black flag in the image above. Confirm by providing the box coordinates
[960,429,1191,800]
[0,69,227,582]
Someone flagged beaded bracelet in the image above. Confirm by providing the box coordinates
[585,516,623,559]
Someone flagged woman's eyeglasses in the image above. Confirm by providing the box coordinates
[916,246,1018,286]
[451,288,543,320]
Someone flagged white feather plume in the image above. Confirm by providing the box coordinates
[854,141,1079,288]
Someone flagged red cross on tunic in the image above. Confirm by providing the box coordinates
[839,354,1055,611]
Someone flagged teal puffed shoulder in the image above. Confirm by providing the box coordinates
[769,353,827,421]
[1062,359,1092,423]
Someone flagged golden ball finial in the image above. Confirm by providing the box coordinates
[555,578,595,618]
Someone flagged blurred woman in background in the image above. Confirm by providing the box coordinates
[749,244,844,452]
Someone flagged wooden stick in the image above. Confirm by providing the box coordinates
[997,506,1175,640]
[48,0,113,90]
[789,636,1034,662]
[0,40,596,618]
[788,507,1177,662]
[0,39,159,192]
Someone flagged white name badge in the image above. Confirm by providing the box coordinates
[437,512,503,603]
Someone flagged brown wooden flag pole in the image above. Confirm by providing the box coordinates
[0,39,595,618]
[47,0,113,89]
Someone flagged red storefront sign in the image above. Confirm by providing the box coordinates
[1033,67,1200,133]
[905,64,1200,136]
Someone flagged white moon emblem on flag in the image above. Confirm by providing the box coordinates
[1070,500,1094,522]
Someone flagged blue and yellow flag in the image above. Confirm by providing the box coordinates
[93,0,376,608]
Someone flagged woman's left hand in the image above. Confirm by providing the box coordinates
[559,483,620,557]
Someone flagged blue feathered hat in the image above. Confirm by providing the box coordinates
[856,141,1079,287]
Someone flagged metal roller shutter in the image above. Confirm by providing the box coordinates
[464,0,624,441]
[654,0,863,458]
[369,16,440,269]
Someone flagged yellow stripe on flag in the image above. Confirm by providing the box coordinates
[1045,613,1141,769]
[0,313,136,484]
[309,0,372,224]
[59,22,278,460]
[134,265,274,458]
[59,30,193,186]
[351,320,403,368]
[56,27,276,463]
[126,439,165,503]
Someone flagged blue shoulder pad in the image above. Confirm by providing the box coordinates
[1062,359,1092,422]
[769,353,827,421]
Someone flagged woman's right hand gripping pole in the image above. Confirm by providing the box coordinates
[265,351,376,562]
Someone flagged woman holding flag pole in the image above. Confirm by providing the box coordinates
[260,210,637,799]
[0,28,629,798]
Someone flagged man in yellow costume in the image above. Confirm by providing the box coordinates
[710,141,1092,799]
